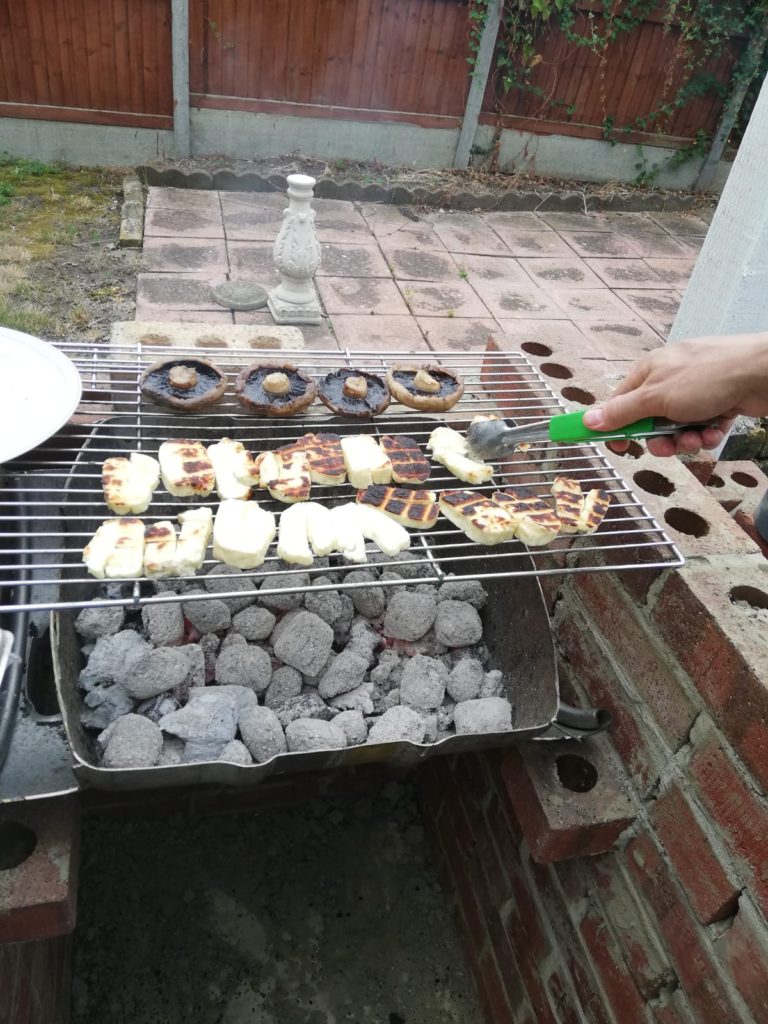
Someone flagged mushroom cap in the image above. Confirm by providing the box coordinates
[235,363,318,417]
[140,358,227,412]
[386,364,464,412]
[318,368,390,419]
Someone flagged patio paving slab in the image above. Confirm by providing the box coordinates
[146,187,221,213]
[234,311,339,350]
[550,288,640,321]
[648,212,713,235]
[134,306,234,324]
[331,314,429,351]
[536,212,612,232]
[617,232,693,258]
[227,241,279,284]
[492,319,588,355]
[614,289,682,320]
[313,199,372,244]
[457,254,529,285]
[141,238,229,274]
[592,212,665,234]
[398,279,491,318]
[470,279,566,320]
[586,258,665,289]
[519,257,604,289]
[359,204,447,249]
[316,242,392,278]
[481,211,549,231]
[136,272,224,311]
[417,317,500,352]
[144,207,224,240]
[576,320,664,360]
[558,232,642,258]
[485,229,576,258]
[317,276,410,315]
[379,243,460,283]
[430,213,510,256]
[643,258,698,288]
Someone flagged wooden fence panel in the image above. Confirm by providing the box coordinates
[481,7,742,146]
[189,0,472,121]
[0,0,173,127]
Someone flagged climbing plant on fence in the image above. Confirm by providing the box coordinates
[468,0,768,181]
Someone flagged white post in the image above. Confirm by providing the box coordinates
[670,75,768,342]
[171,0,191,158]
[454,0,502,170]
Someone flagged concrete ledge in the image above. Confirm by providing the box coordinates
[111,320,305,352]
[118,174,145,248]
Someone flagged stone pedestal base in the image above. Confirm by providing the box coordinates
[267,287,323,326]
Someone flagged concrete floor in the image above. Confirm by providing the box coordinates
[72,779,481,1024]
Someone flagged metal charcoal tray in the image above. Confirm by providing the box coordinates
[51,551,608,791]
[0,344,684,613]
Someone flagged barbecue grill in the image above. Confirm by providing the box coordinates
[0,340,683,795]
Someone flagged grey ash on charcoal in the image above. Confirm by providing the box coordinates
[75,557,514,768]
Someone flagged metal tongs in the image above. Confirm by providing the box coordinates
[466,410,718,460]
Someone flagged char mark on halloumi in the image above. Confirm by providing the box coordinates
[552,475,584,534]
[159,440,215,498]
[577,488,611,534]
[494,487,561,547]
[356,485,438,529]
[438,489,516,546]
[102,452,160,515]
[379,435,431,484]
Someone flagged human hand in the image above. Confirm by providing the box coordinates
[582,334,768,457]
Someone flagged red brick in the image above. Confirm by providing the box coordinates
[487,909,536,1018]
[650,784,740,925]
[626,831,743,1023]
[733,509,768,558]
[580,910,648,1023]
[653,564,768,790]
[690,725,768,917]
[680,451,716,486]
[649,989,698,1024]
[589,854,673,999]
[437,819,489,955]
[715,897,768,1023]
[477,947,517,1024]
[504,899,557,1024]
[557,601,666,790]
[571,572,697,748]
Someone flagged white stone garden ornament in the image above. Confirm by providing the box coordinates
[267,174,323,326]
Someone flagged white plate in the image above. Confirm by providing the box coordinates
[0,327,83,464]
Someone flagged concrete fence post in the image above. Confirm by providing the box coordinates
[171,0,191,158]
[454,0,502,170]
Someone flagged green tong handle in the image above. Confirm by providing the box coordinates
[549,411,657,443]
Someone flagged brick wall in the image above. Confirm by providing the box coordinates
[0,936,72,1024]
[419,440,768,1022]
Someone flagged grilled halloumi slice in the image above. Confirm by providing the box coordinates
[255,447,312,504]
[291,433,346,486]
[329,504,367,563]
[380,435,431,485]
[427,426,493,485]
[207,438,252,501]
[493,488,560,547]
[277,503,314,566]
[84,517,145,579]
[577,489,610,535]
[159,440,215,498]
[439,490,516,546]
[355,503,411,558]
[102,452,160,515]
[213,499,276,569]
[552,476,584,534]
[341,435,392,490]
[356,485,438,530]
[143,521,178,578]
[232,447,264,488]
[303,501,336,556]
[174,507,213,575]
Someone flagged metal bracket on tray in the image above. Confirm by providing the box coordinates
[534,703,613,742]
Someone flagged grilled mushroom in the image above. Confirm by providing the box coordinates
[235,363,318,417]
[140,357,227,412]
[386,364,464,412]
[318,369,390,419]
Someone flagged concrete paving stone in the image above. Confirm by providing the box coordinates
[643,258,696,289]
[683,234,706,251]
[134,305,234,324]
[614,290,682,320]
[330,314,429,351]
[234,311,339,349]
[316,242,392,278]
[397,279,490,318]
[470,278,566,319]
[313,199,372,243]
[219,190,286,209]
[221,197,284,241]
[576,320,664,359]
[550,288,639,320]
[518,256,604,290]
[430,212,510,255]
[485,229,576,257]
[617,232,694,258]
[456,253,529,285]
[379,243,460,283]
[591,211,665,234]
[417,317,500,351]
[647,212,712,235]
[317,276,410,315]
[146,187,221,213]
[586,258,665,289]
[144,207,224,240]
[227,240,279,284]
[136,273,223,311]
[359,204,447,249]
[141,238,229,274]
[645,319,674,339]
[482,211,549,231]
[557,232,642,258]
[536,212,612,232]
[492,318,588,358]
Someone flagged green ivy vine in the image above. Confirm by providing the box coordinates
[468,0,768,184]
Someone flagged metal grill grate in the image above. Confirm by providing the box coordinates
[0,342,683,612]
